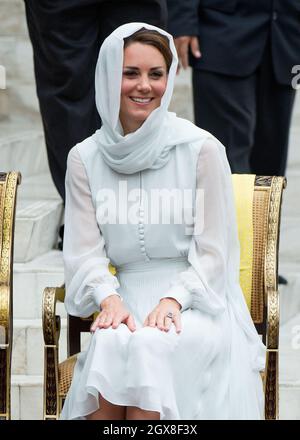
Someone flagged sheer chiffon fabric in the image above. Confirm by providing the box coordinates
[60,139,265,420]
[61,22,265,420]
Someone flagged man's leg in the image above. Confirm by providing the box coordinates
[250,41,296,176]
[99,0,167,41]
[24,0,102,202]
[192,69,257,173]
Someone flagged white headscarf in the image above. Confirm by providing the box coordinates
[93,22,210,174]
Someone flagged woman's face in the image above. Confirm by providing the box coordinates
[119,42,168,135]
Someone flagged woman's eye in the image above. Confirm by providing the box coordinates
[150,71,163,78]
[123,71,137,77]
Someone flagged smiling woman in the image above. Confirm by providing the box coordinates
[60,22,265,421]
[119,36,169,135]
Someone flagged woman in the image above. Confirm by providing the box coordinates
[60,22,265,420]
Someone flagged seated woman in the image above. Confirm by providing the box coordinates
[60,22,265,420]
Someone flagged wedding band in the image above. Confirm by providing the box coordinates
[166,312,173,319]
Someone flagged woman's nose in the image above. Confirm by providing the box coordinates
[137,75,151,92]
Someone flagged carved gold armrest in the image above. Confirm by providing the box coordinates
[42,287,65,347]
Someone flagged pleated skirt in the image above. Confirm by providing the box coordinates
[60,258,264,420]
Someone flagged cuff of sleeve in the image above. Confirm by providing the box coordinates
[93,284,120,309]
[160,284,193,312]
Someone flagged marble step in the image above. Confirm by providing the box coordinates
[170,68,194,121]
[12,318,91,376]
[281,170,300,218]
[13,250,64,320]
[11,375,43,420]
[286,92,300,170]
[279,262,300,325]
[12,319,68,376]
[0,36,34,86]
[279,313,300,419]
[279,386,300,420]
[0,0,27,38]
[19,173,61,201]
[15,198,63,262]
[0,129,48,177]
[287,127,300,171]
[279,216,300,264]
[0,86,8,119]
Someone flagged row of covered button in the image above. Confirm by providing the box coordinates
[138,205,150,261]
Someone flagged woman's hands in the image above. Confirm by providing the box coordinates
[90,294,136,333]
[143,298,182,334]
[90,296,182,334]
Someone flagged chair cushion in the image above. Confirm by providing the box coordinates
[232,174,255,310]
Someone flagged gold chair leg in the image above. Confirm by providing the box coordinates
[265,350,279,419]
[0,347,11,420]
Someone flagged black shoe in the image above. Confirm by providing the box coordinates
[278,275,288,285]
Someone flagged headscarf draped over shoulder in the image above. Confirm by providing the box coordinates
[93,22,212,174]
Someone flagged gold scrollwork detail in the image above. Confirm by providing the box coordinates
[266,177,285,349]
[0,173,18,331]
[43,287,59,346]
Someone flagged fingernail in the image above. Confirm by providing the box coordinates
[195,51,201,58]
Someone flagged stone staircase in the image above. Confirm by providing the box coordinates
[0,0,299,419]
[0,0,64,419]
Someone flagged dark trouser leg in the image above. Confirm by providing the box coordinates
[24,0,102,202]
[192,69,256,173]
[99,0,168,36]
[250,42,296,176]
[24,0,167,203]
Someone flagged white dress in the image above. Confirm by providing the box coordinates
[60,135,265,420]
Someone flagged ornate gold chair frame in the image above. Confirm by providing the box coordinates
[0,172,21,420]
[43,175,286,420]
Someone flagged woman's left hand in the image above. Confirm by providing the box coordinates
[143,298,182,334]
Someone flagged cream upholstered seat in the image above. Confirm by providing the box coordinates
[42,174,286,420]
[0,172,21,420]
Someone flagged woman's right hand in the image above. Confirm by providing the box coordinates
[90,294,136,333]
[174,36,201,71]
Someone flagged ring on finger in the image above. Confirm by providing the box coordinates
[166,312,173,320]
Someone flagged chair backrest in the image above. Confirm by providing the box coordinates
[234,175,285,344]
[0,171,21,420]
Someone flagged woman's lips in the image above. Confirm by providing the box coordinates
[130,97,154,105]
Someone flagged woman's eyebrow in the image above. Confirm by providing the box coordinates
[123,66,165,70]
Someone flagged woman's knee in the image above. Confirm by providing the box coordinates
[128,325,178,356]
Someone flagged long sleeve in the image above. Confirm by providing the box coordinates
[167,0,200,37]
[63,146,120,318]
[160,139,232,315]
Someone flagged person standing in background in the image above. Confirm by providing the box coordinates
[24,0,167,207]
[167,0,299,176]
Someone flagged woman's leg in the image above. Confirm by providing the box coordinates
[86,394,126,420]
[126,406,160,420]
